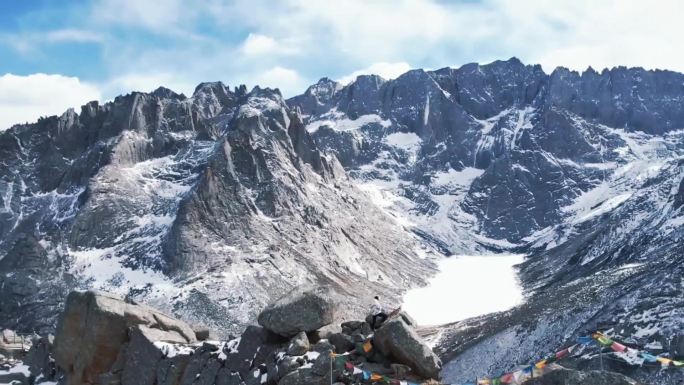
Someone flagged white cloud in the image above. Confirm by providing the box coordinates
[102,72,196,99]
[0,74,102,130]
[240,33,299,56]
[338,62,412,84]
[45,29,103,43]
[253,67,305,96]
[92,0,189,32]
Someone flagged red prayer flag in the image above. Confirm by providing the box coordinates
[345,362,354,371]
[611,342,627,352]
[555,348,569,359]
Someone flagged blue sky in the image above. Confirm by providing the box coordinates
[1,0,683,129]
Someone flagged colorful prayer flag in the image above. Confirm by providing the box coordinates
[500,373,514,383]
[363,340,373,353]
[535,359,547,369]
[370,373,383,381]
[555,347,570,359]
[345,362,354,371]
[641,353,658,362]
[576,336,593,345]
[673,360,684,367]
[363,371,371,380]
[611,342,627,352]
[656,357,672,366]
[596,335,613,346]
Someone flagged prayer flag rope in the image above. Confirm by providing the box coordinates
[330,331,684,385]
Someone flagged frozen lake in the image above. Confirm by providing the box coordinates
[402,254,525,326]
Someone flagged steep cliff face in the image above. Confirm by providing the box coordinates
[290,58,684,246]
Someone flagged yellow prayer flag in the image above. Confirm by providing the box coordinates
[363,341,373,353]
[370,373,383,381]
[656,357,672,366]
[535,360,547,369]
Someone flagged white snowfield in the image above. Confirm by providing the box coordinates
[402,254,525,326]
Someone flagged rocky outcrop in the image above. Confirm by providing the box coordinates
[53,291,196,385]
[258,286,336,337]
[9,288,449,385]
[373,318,442,379]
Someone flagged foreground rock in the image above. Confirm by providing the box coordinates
[13,288,450,385]
[526,367,639,385]
[258,286,336,337]
[373,318,442,379]
[53,291,197,385]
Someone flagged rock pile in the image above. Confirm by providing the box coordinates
[6,287,444,385]
[1,288,646,385]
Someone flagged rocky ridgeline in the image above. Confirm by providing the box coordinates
[1,287,442,385]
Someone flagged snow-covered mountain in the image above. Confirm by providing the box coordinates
[0,83,434,336]
[288,59,684,384]
[2,57,684,383]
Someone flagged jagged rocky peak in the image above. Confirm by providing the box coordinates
[191,80,238,118]
[150,85,185,100]
[287,77,343,117]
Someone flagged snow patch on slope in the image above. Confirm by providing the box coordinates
[306,109,391,133]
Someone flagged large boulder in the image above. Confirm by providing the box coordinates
[526,367,638,385]
[373,318,441,379]
[53,291,196,385]
[258,286,336,337]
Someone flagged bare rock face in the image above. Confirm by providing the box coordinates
[373,318,442,379]
[257,286,336,337]
[53,291,195,385]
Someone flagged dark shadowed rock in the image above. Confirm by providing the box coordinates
[328,333,354,354]
[24,334,56,382]
[0,371,30,385]
[121,325,188,385]
[258,286,336,337]
[373,318,441,379]
[286,332,309,356]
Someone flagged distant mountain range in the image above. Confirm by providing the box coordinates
[1,57,683,384]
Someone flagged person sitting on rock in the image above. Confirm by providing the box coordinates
[370,296,388,329]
